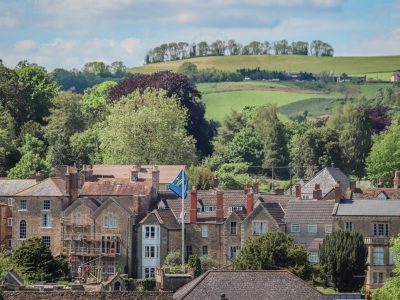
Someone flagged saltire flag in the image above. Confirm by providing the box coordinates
[168,169,189,199]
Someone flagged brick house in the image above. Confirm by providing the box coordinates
[285,199,336,263]
[334,199,400,290]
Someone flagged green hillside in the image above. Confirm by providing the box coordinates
[131,55,400,79]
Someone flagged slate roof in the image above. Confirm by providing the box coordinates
[285,200,335,223]
[80,178,151,196]
[14,178,67,197]
[336,199,400,216]
[260,202,285,224]
[0,179,37,196]
[173,270,326,300]
[143,208,182,230]
[91,164,184,183]
[301,167,349,197]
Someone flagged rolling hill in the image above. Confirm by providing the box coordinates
[131,55,400,78]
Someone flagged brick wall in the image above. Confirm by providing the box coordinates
[3,291,173,300]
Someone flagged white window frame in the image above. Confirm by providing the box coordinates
[144,225,159,239]
[19,199,27,211]
[374,223,389,237]
[42,213,51,228]
[19,220,26,239]
[252,221,267,236]
[144,245,158,258]
[308,224,317,233]
[308,252,319,263]
[373,272,384,284]
[230,221,237,235]
[291,224,300,233]
[144,267,155,278]
[7,198,13,206]
[42,236,51,248]
[201,225,208,238]
[373,247,385,266]
[7,217,12,227]
[42,200,50,211]
[104,213,117,228]
[325,224,333,234]
[344,221,354,231]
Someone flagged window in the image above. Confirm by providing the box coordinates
[308,252,319,263]
[104,213,117,228]
[374,223,389,237]
[144,246,158,258]
[43,200,50,210]
[230,246,238,259]
[389,248,397,265]
[308,224,317,233]
[73,213,82,225]
[201,225,208,238]
[291,224,300,233]
[230,222,237,235]
[202,245,208,256]
[42,214,51,228]
[228,206,244,212]
[7,217,12,227]
[144,267,155,278]
[19,220,26,239]
[373,247,384,265]
[19,199,27,211]
[7,198,13,206]
[252,221,267,235]
[325,224,333,234]
[199,206,216,213]
[373,272,384,284]
[103,262,115,275]
[42,236,51,248]
[185,245,192,261]
[344,222,354,231]
[144,226,159,239]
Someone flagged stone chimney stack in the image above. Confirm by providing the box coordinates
[394,171,399,190]
[216,190,224,223]
[65,166,79,204]
[81,164,93,182]
[335,180,341,202]
[313,183,322,200]
[246,192,254,215]
[190,188,198,224]
[131,165,139,182]
[253,177,259,194]
[295,184,301,199]
[152,165,160,196]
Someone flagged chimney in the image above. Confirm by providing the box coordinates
[34,171,45,182]
[295,184,301,199]
[216,190,224,222]
[81,164,93,182]
[313,184,322,200]
[152,165,160,197]
[246,192,254,215]
[65,166,79,204]
[335,180,341,202]
[394,171,399,190]
[349,180,356,192]
[190,188,198,224]
[253,177,259,194]
[131,165,139,182]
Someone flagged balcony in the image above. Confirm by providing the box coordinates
[364,237,390,245]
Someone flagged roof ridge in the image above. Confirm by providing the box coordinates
[13,177,52,196]
[177,270,211,300]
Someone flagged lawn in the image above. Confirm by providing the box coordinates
[131,55,400,76]
[315,286,338,294]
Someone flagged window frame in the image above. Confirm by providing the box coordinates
[7,198,13,207]
[372,247,385,266]
[201,225,209,238]
[144,245,158,258]
[42,200,50,211]
[325,224,333,234]
[291,224,300,233]
[144,267,155,278]
[308,224,317,233]
[230,221,237,235]
[202,245,208,256]
[19,199,27,211]
[373,272,384,284]
[344,221,354,231]
[19,220,26,239]
[230,246,238,259]
[308,252,319,263]
[252,221,267,236]
[144,225,158,239]
[42,236,51,248]
[42,213,51,228]
[374,223,389,237]
[7,217,12,227]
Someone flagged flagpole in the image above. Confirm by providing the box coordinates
[181,166,185,272]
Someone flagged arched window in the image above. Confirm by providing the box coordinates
[19,220,26,239]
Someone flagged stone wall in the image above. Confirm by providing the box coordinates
[3,291,173,300]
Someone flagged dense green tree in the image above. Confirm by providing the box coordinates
[46,135,75,166]
[12,237,68,282]
[188,255,202,278]
[0,128,17,176]
[70,123,103,166]
[327,105,372,178]
[290,127,342,178]
[366,115,400,187]
[216,163,251,189]
[218,109,247,144]
[373,234,400,300]
[101,89,197,165]
[188,166,214,190]
[319,230,367,292]
[177,62,198,82]
[234,231,312,280]
[81,81,117,125]
[254,104,289,175]
[7,134,51,179]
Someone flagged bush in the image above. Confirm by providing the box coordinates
[141,278,156,291]
[164,251,181,266]
[199,256,217,271]
[188,255,202,278]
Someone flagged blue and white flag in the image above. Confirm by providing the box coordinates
[168,169,189,199]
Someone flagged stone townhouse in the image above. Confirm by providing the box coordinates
[136,186,294,278]
[0,178,37,250]
[61,165,161,280]
[334,199,400,290]
[285,198,336,263]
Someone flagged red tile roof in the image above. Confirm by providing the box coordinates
[80,178,151,196]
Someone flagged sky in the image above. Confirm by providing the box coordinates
[0,0,399,70]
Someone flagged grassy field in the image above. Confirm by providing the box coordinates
[131,55,400,80]
[197,81,341,122]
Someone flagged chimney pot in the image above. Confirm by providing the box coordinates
[295,184,301,199]
[216,190,224,222]
[246,192,254,215]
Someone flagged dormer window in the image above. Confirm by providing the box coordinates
[229,206,244,212]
